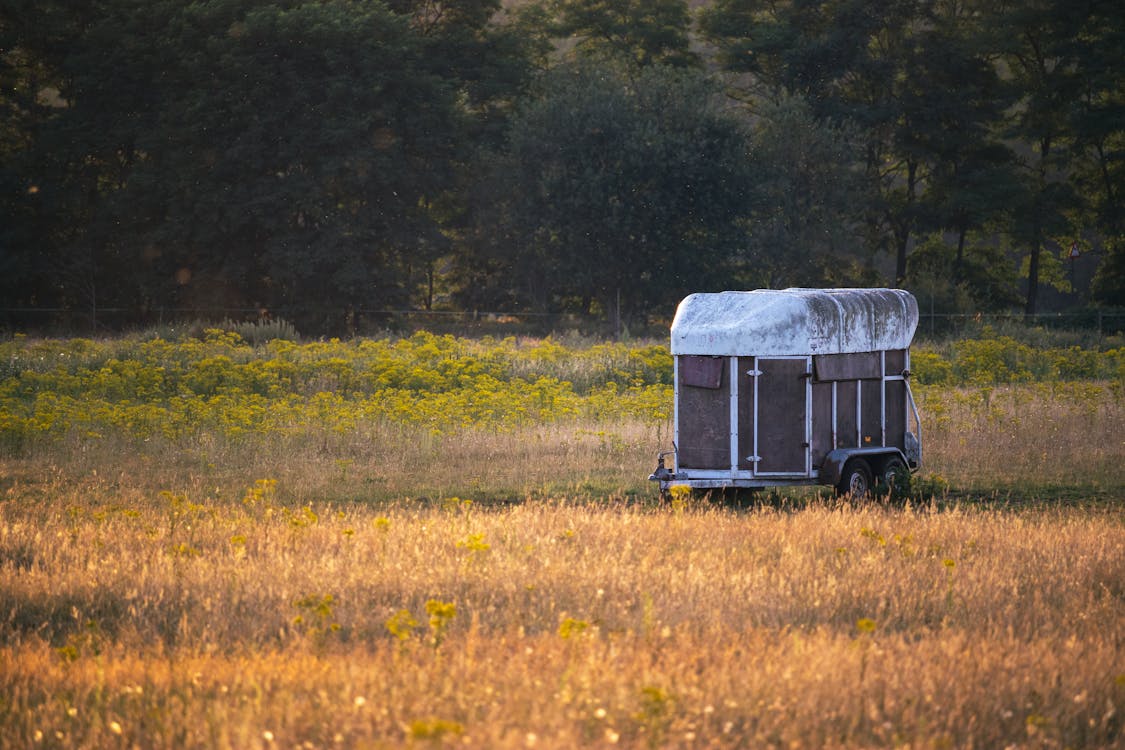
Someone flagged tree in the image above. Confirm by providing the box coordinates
[988,0,1088,317]
[0,20,48,320]
[700,0,856,105]
[0,0,141,328]
[545,0,697,68]
[1090,240,1125,307]
[146,0,466,330]
[1068,0,1124,306]
[703,0,918,281]
[384,0,537,310]
[701,0,1023,286]
[740,95,869,288]
[906,233,1022,318]
[2,0,534,332]
[905,1,1021,285]
[463,62,755,329]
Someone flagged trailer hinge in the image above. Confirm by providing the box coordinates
[745,369,762,377]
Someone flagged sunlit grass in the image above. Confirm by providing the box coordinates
[916,382,1123,494]
[1,331,1123,747]
[1,499,1122,748]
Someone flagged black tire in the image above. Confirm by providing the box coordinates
[878,456,909,496]
[836,458,873,499]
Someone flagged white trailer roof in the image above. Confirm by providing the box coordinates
[670,288,919,356]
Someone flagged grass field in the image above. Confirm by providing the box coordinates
[1,330,1123,748]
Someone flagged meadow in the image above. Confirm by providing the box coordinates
[0,327,1123,748]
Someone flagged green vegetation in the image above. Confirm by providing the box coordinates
[1,329,1119,483]
[0,326,1120,503]
[0,331,672,449]
[3,0,1122,333]
[0,332,1122,747]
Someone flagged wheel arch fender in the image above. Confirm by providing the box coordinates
[820,448,909,486]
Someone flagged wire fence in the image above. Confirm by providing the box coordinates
[915,310,1125,338]
[0,306,597,337]
[3,306,1125,338]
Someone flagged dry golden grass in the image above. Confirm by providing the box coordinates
[1,494,1123,748]
[0,416,664,509]
[1,382,1123,748]
[916,382,1123,493]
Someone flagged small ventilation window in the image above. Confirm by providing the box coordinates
[680,355,724,389]
[813,352,882,381]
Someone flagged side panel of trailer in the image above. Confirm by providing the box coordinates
[810,380,834,468]
[807,348,911,459]
[672,348,914,482]
[675,355,729,469]
[658,289,921,493]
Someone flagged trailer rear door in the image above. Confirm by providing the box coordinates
[741,357,810,475]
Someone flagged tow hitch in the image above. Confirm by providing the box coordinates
[648,450,676,482]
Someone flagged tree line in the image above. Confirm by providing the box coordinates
[1,0,1121,335]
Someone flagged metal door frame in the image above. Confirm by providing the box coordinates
[740,355,812,478]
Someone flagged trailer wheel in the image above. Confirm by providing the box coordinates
[878,457,909,496]
[837,459,873,499]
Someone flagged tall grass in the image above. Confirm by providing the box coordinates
[3,379,1118,505]
[1,331,1123,748]
[0,499,1122,748]
[915,382,1123,494]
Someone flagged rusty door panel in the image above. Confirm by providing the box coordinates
[814,352,882,381]
[755,358,808,473]
[680,355,724,389]
[860,379,882,447]
[884,349,907,376]
[677,356,730,469]
[810,382,833,467]
[884,380,907,450]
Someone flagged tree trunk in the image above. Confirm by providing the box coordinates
[424,262,434,311]
[894,228,909,285]
[1024,136,1051,320]
[1096,141,1120,235]
[894,160,918,284]
[954,216,967,284]
[599,288,624,339]
[1024,216,1041,320]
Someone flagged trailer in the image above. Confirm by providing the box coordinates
[649,288,922,497]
